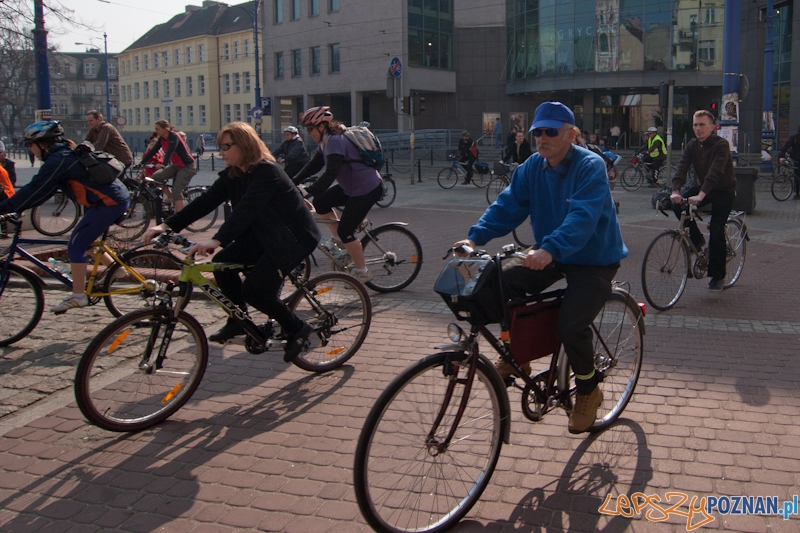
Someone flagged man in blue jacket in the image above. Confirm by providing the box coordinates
[455,102,628,434]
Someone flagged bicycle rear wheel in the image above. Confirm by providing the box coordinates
[641,231,689,310]
[771,171,793,201]
[471,171,490,188]
[376,178,396,208]
[361,225,423,292]
[74,307,208,432]
[486,174,509,205]
[0,263,45,347]
[108,193,153,242]
[556,290,643,432]
[723,218,747,288]
[437,168,459,189]
[620,166,643,191]
[287,272,371,372]
[30,193,80,236]
[183,186,218,232]
[512,217,535,248]
[103,250,184,317]
[354,351,507,533]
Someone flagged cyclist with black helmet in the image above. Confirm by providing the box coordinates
[272,125,309,178]
[292,106,383,284]
[0,121,130,313]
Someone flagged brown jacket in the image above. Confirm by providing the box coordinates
[672,134,736,195]
[85,121,133,167]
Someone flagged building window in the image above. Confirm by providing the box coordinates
[186,46,192,64]
[78,84,86,95]
[84,62,96,77]
[176,106,182,125]
[704,8,716,24]
[223,74,230,93]
[199,44,205,61]
[134,56,139,71]
[329,0,339,12]
[310,0,319,16]
[154,107,160,121]
[110,105,118,116]
[59,82,67,94]
[186,76,193,96]
[126,59,131,73]
[60,103,68,115]
[144,54,149,70]
[275,52,284,78]
[108,62,117,76]
[95,84,103,95]
[165,106,171,122]
[143,81,149,98]
[164,79,170,96]
[121,85,126,101]
[198,75,205,95]
[126,84,131,98]
[120,61,125,75]
[135,108,141,124]
[329,43,340,73]
[274,0,283,23]
[163,51,168,67]
[175,78,181,97]
[244,71,251,92]
[223,42,230,61]
[291,0,300,20]
[699,40,716,61]
[175,48,181,65]
[292,49,301,77]
[234,73,241,93]
[154,80,159,98]
[310,46,320,75]
[145,107,150,124]
[110,85,117,96]
[224,104,231,124]
[234,41,240,59]
[188,105,194,125]
[200,104,207,125]
[134,82,140,99]
[153,52,159,69]
[234,103,242,122]
[244,39,250,57]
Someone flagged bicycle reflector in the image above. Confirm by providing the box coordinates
[107,329,132,354]
[638,303,647,317]
[162,383,183,404]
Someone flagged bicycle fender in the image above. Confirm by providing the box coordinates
[612,287,647,336]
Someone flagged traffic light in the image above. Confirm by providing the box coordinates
[658,84,668,109]
[411,93,425,115]
[710,101,718,117]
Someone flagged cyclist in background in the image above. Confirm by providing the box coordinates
[272,125,309,178]
[457,131,476,185]
[140,119,197,211]
[0,121,130,312]
[641,126,667,187]
[503,130,532,169]
[143,121,320,361]
[778,124,800,199]
[292,106,383,284]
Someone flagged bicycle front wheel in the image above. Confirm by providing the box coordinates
[437,168,459,189]
[486,175,509,205]
[771,171,793,201]
[0,263,45,347]
[30,193,80,236]
[471,172,489,188]
[376,178,396,208]
[287,272,371,372]
[182,186,218,232]
[512,217,535,248]
[620,166,643,191]
[108,193,153,242]
[354,351,507,533]
[641,231,689,310]
[362,225,423,292]
[103,250,184,317]
[724,218,747,288]
[74,307,208,432]
[556,290,643,432]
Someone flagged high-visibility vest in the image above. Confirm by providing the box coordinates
[648,135,668,158]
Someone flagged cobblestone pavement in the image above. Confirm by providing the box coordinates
[1,162,799,532]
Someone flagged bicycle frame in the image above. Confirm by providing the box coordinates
[312,217,410,272]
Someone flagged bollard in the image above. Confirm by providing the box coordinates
[211,154,215,171]
[417,159,422,183]
[430,150,433,166]
[384,159,389,175]
[391,149,394,164]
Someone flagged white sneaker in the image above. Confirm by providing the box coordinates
[351,268,373,284]
[51,294,89,313]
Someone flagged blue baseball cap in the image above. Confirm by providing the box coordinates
[529,102,575,132]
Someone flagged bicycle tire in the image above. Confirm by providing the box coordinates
[30,193,80,236]
[183,186,218,232]
[74,307,208,432]
[0,263,45,347]
[556,290,643,432]
[376,178,396,208]
[354,351,507,533]
[108,193,153,243]
[103,250,184,317]
[620,166,643,191]
[286,272,371,372]
[771,171,793,201]
[723,218,747,288]
[641,231,689,311]
[361,225,423,292]
[471,171,490,188]
[486,175,509,205]
[512,217,535,248]
[437,168,459,189]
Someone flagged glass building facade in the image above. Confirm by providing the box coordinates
[506,0,725,79]
[773,3,793,142]
[408,0,454,69]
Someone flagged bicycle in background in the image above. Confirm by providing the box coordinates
[620,154,676,191]
[376,173,396,208]
[772,157,798,201]
[437,151,490,189]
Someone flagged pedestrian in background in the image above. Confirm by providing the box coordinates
[493,117,503,148]
[196,134,205,157]
[779,124,800,199]
[610,124,621,149]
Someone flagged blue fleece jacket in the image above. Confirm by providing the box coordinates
[468,145,628,266]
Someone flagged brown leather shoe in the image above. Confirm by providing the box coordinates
[568,386,603,434]
[494,358,531,383]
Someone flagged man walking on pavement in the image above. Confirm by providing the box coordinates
[493,117,503,148]
[670,109,736,291]
[84,110,134,169]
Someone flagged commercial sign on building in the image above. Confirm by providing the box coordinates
[161,97,173,107]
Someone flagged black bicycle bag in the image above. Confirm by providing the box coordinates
[434,257,504,325]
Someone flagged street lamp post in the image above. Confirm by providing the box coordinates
[75,36,111,120]
[233,2,263,136]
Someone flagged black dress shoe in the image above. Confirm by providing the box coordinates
[283,321,313,362]
[209,322,246,343]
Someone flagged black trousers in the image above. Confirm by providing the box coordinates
[672,185,735,280]
[502,260,618,381]
[459,154,475,181]
[312,183,382,243]
[213,233,302,332]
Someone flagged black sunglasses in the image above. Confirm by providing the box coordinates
[532,128,560,138]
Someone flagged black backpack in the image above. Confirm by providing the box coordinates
[72,141,125,184]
